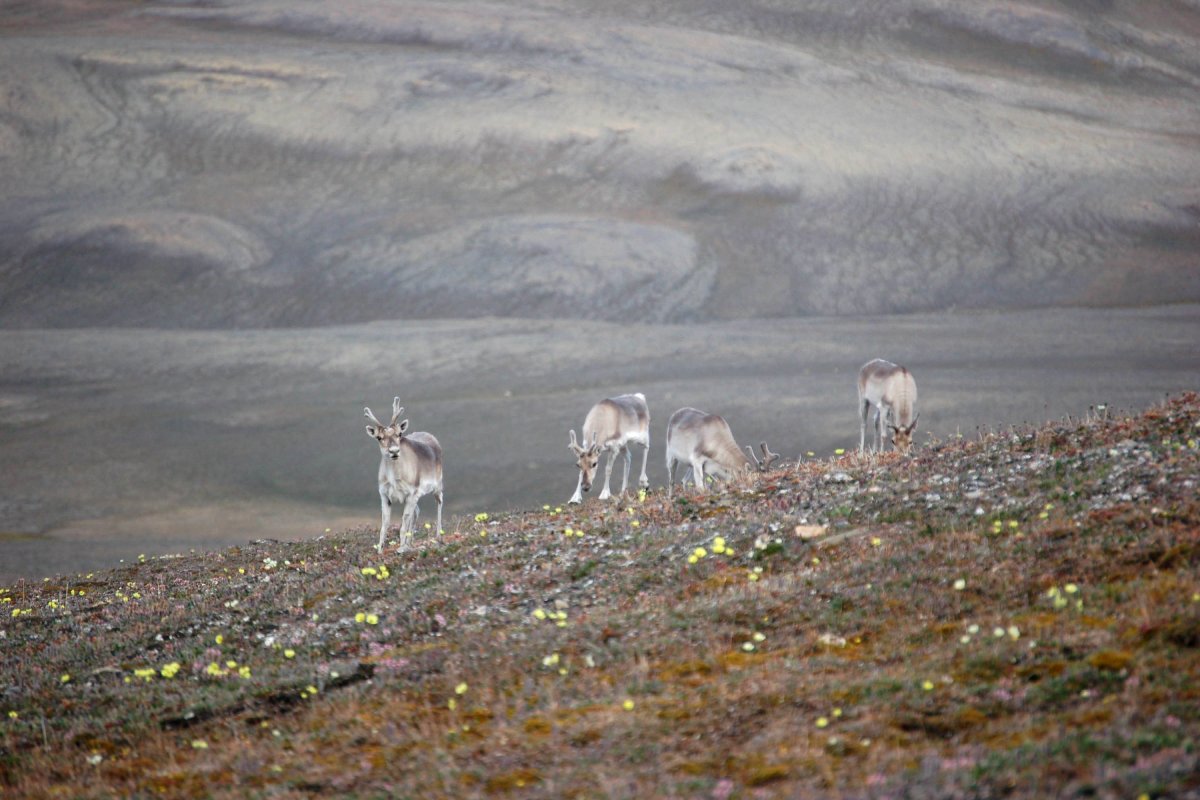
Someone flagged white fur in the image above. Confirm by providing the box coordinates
[857,359,919,453]
[568,393,650,504]
[365,398,444,552]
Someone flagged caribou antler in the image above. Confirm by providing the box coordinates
[364,406,384,427]
[747,441,779,471]
[390,397,404,426]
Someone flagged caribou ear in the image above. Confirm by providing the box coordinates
[397,419,410,435]
[365,425,379,438]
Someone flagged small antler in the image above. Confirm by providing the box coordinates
[569,429,581,453]
[390,397,404,426]
[364,406,384,427]
[747,441,780,471]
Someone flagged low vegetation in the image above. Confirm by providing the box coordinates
[2,395,1198,798]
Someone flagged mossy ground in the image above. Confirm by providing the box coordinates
[2,395,1198,798]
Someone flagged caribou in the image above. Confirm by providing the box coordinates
[665,407,778,498]
[568,393,651,504]
[858,359,919,454]
[364,397,444,552]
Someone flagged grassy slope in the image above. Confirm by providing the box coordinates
[2,395,1198,799]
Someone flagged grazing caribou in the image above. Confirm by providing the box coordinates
[665,407,778,498]
[364,397,443,552]
[858,359,919,454]
[568,393,651,504]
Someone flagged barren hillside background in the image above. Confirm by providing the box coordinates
[1,0,1198,580]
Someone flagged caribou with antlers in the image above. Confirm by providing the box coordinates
[858,359,919,454]
[568,393,651,504]
[364,397,444,552]
[665,407,778,498]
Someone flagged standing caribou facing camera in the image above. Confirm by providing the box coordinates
[568,393,651,504]
[364,397,443,552]
[665,407,778,498]
[858,359,919,454]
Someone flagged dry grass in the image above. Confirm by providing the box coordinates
[2,394,1198,798]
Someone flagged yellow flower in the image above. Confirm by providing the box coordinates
[922,680,934,691]
[871,537,882,547]
[355,612,366,623]
[284,649,295,659]
[1064,584,1078,594]
[816,717,829,728]
[630,520,640,528]
[533,608,547,620]
[215,634,224,645]
[622,699,635,711]
[742,642,755,652]
[1007,626,1020,640]
[191,740,208,749]
[455,682,468,695]
[832,708,842,718]
[133,667,156,682]
[752,632,766,642]
[953,579,966,591]
[205,662,225,677]
[226,660,238,669]
[60,674,71,684]
[366,613,380,625]
[748,573,759,582]
[306,685,318,695]
[713,537,726,549]
[687,555,699,565]
[7,711,17,719]
[161,662,181,679]
[447,698,457,710]
[239,666,252,679]
[542,653,560,667]
[693,547,707,558]
[564,527,574,536]
[361,567,377,576]
[835,448,845,455]
[474,512,489,522]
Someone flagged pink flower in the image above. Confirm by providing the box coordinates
[712,779,734,800]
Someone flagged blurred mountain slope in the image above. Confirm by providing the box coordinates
[1,0,1197,327]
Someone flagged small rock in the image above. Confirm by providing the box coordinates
[794,524,827,540]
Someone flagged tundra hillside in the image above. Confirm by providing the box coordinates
[2,395,1198,799]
